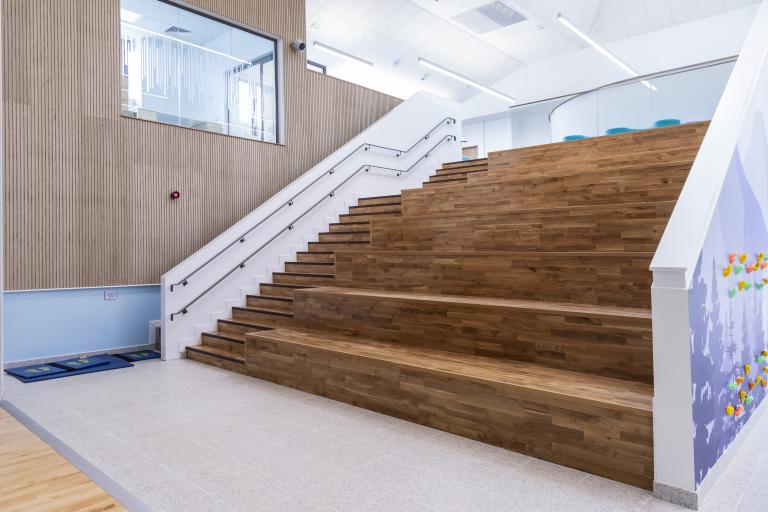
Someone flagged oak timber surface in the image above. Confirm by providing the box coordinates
[0,409,124,512]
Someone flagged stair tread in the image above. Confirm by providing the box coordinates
[233,306,294,317]
[246,294,294,302]
[187,344,245,363]
[273,271,336,277]
[219,318,275,330]
[204,330,249,343]
[248,328,652,413]
[358,194,401,201]
[339,250,653,257]
[301,287,651,320]
[320,230,371,235]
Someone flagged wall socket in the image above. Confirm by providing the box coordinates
[103,290,117,300]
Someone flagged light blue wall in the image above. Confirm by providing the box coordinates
[4,285,161,363]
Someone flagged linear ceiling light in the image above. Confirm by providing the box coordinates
[556,13,656,91]
[313,42,373,67]
[417,57,516,104]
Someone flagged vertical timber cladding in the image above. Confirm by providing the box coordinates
[2,0,401,290]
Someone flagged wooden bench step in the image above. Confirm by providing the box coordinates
[334,251,653,308]
[272,272,336,286]
[217,318,274,335]
[244,327,653,489]
[246,294,294,313]
[347,203,402,215]
[370,201,675,253]
[318,231,370,243]
[293,287,652,382]
[259,282,314,298]
[295,251,335,264]
[201,331,247,356]
[440,158,488,170]
[284,261,335,274]
[232,306,295,326]
[356,195,402,207]
[187,344,247,374]
[328,221,369,233]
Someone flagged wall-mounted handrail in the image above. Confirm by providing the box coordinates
[169,117,456,292]
[170,134,456,320]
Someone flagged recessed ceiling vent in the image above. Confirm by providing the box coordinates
[451,1,526,34]
[165,26,191,34]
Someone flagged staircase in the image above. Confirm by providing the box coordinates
[186,122,709,490]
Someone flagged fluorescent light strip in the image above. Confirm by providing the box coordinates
[313,42,374,68]
[417,58,516,104]
[556,13,657,91]
[120,22,251,65]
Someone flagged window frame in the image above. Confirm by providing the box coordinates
[120,0,286,145]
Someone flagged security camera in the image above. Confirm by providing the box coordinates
[291,39,306,52]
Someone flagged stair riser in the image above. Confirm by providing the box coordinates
[335,252,653,309]
[258,284,303,298]
[339,212,402,223]
[272,274,335,286]
[348,205,401,215]
[426,176,467,185]
[232,308,294,327]
[308,242,369,253]
[187,348,247,375]
[246,296,294,313]
[435,166,488,176]
[328,222,369,233]
[370,204,675,253]
[244,336,653,489]
[218,320,271,336]
[283,262,335,274]
[295,252,335,263]
[318,232,370,242]
[293,289,652,383]
[441,159,487,170]
[402,165,690,216]
[356,196,402,207]
[201,334,245,356]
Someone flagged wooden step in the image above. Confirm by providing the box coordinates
[356,195,402,207]
[484,122,707,180]
[186,344,246,374]
[328,221,369,233]
[307,241,369,252]
[334,251,653,308]
[434,165,488,177]
[259,282,314,299]
[295,251,335,264]
[246,295,294,313]
[318,231,370,243]
[440,158,488,170]
[244,327,653,489]
[292,287,652,383]
[272,272,335,286]
[402,161,690,216]
[284,261,335,274]
[370,201,675,253]
[426,174,468,184]
[347,203,402,215]
[201,331,246,356]
[218,318,274,336]
[232,306,295,326]
[338,211,403,223]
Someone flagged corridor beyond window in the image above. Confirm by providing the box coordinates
[120,0,279,143]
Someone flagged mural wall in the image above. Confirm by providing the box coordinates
[689,110,768,487]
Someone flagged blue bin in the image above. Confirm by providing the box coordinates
[563,135,588,142]
[606,127,633,135]
[653,119,681,128]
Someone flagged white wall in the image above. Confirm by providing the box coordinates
[461,5,758,120]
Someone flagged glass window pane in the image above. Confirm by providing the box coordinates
[120,0,279,143]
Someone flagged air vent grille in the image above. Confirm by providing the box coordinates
[165,26,191,33]
[451,1,526,34]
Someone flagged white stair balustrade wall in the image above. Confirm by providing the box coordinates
[161,92,461,360]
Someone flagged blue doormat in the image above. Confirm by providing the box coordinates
[113,350,160,362]
[5,355,133,383]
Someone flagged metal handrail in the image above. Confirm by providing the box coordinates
[170,133,457,320]
[169,116,456,291]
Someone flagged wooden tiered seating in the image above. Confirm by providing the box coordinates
[187,122,710,489]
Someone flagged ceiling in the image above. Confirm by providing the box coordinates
[305,0,759,101]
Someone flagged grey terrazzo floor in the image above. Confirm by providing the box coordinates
[4,358,767,512]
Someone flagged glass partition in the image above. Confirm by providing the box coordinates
[462,59,736,157]
[120,0,279,143]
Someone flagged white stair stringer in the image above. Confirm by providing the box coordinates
[161,92,460,360]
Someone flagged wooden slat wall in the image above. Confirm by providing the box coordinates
[2,0,401,290]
